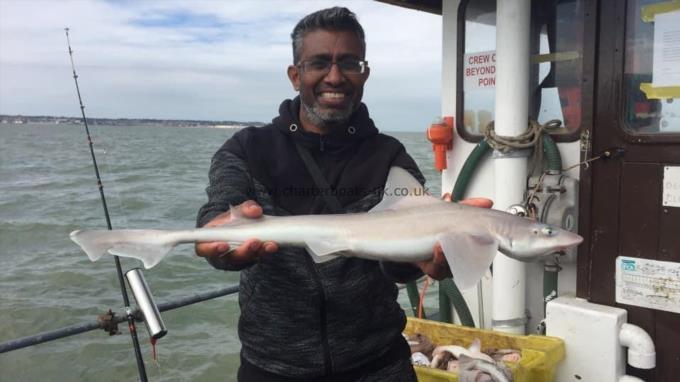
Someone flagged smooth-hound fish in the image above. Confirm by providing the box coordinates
[70,167,583,290]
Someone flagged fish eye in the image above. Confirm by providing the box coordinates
[541,226,556,236]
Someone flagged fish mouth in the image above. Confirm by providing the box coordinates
[566,233,584,247]
[552,234,584,255]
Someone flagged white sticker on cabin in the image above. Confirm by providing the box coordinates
[464,51,496,90]
[663,166,680,207]
[616,256,680,314]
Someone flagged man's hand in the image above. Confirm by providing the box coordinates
[195,200,278,265]
[414,196,493,280]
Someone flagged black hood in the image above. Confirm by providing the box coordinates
[272,97,379,152]
[215,96,420,215]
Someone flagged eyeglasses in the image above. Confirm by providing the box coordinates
[297,58,368,75]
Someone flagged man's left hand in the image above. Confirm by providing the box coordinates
[414,196,493,281]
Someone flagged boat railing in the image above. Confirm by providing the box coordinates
[0,284,239,354]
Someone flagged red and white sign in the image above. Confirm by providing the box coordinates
[464,51,496,90]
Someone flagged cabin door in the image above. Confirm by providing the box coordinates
[578,0,680,380]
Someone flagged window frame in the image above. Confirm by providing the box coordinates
[618,0,680,142]
[455,0,587,143]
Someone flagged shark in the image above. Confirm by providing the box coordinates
[70,167,583,290]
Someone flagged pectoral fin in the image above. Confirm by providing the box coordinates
[305,240,347,263]
[437,232,497,290]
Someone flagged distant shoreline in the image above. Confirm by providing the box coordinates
[0,114,425,133]
[0,114,264,129]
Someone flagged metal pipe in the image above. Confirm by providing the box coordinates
[0,285,239,354]
[491,0,531,335]
[441,0,461,195]
[126,269,167,340]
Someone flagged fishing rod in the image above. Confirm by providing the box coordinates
[64,27,148,381]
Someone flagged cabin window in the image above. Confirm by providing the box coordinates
[458,0,585,142]
[623,0,680,135]
[460,0,496,139]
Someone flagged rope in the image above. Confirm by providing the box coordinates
[484,119,562,177]
[484,119,564,218]
[483,119,562,152]
[524,171,547,219]
[484,119,543,152]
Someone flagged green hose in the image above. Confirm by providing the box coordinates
[540,134,562,318]
[440,279,476,327]
[543,262,559,316]
[405,281,423,317]
[452,140,491,202]
[542,135,562,173]
[438,287,452,323]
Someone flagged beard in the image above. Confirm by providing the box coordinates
[299,88,355,129]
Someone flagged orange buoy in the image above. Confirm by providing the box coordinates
[426,116,454,171]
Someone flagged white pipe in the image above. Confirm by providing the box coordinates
[441,0,460,194]
[619,323,656,369]
[491,0,531,334]
[619,376,645,382]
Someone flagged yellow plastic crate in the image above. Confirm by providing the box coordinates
[404,317,564,382]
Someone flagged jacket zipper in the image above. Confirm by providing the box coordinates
[303,254,332,375]
[319,136,325,152]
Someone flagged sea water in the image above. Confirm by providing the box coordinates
[0,123,443,381]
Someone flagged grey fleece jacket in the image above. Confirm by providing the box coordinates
[196,98,424,377]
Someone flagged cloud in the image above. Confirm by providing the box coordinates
[0,0,441,131]
[130,11,227,29]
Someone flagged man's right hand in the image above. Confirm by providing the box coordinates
[195,200,279,265]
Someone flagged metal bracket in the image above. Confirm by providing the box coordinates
[97,309,119,336]
[506,204,529,217]
[579,130,591,153]
[492,316,529,329]
[491,148,533,159]
[600,147,626,160]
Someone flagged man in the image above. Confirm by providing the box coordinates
[196,7,489,381]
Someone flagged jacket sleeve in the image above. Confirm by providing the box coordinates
[379,144,426,283]
[196,130,255,271]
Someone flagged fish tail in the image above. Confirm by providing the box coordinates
[69,229,178,269]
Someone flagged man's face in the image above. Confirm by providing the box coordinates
[288,29,369,130]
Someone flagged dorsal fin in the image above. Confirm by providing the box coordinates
[369,167,443,212]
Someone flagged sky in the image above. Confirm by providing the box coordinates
[0,0,442,131]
